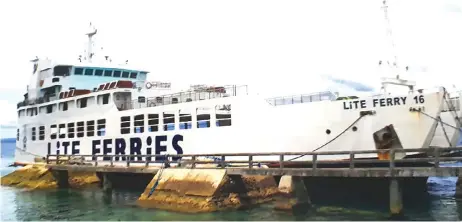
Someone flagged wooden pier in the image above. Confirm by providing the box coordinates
[42,147,462,217]
[45,147,462,177]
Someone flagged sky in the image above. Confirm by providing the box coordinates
[0,0,461,138]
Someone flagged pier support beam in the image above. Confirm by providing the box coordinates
[456,177,462,198]
[102,173,113,193]
[389,178,403,217]
[52,170,69,188]
[274,175,311,212]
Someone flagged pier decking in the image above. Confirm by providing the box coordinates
[45,147,462,177]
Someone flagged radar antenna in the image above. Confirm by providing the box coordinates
[85,22,98,63]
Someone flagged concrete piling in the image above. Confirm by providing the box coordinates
[274,175,311,212]
[389,178,403,217]
[102,173,113,193]
[456,176,462,198]
[52,170,69,188]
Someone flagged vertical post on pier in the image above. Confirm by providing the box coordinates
[456,177,462,198]
[389,178,403,217]
[52,170,69,188]
[274,175,311,213]
[102,173,113,193]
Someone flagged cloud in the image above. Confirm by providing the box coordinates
[324,76,375,92]
[0,0,461,128]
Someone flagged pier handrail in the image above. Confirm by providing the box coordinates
[45,147,462,170]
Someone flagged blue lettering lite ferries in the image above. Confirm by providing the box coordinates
[14,21,462,166]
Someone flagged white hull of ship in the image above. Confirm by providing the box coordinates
[14,89,449,166]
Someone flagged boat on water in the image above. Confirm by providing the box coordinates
[13,1,462,166]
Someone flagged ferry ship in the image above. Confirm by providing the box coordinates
[13,1,462,166]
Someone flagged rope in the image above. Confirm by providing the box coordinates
[147,155,168,198]
[419,111,460,131]
[15,147,45,158]
[287,114,366,161]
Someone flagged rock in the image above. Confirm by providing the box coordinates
[1,164,100,191]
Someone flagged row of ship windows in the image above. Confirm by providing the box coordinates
[19,94,111,117]
[17,119,107,141]
[74,68,145,79]
[16,110,232,141]
[120,111,232,134]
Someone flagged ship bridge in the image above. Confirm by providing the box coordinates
[18,23,149,109]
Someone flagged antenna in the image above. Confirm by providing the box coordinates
[380,0,400,78]
[85,22,98,63]
[379,0,415,94]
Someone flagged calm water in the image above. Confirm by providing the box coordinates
[1,141,462,221]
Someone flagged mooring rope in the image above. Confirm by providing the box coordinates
[15,147,45,158]
[287,114,366,161]
[419,110,459,130]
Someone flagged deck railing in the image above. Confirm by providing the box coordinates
[266,91,337,106]
[120,85,248,110]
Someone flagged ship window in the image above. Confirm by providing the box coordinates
[31,127,36,141]
[50,125,57,139]
[121,116,131,134]
[196,108,211,128]
[87,120,95,137]
[67,123,75,138]
[134,114,144,133]
[74,68,83,75]
[76,121,84,138]
[33,108,38,116]
[163,112,175,131]
[122,71,130,78]
[102,94,109,105]
[84,69,94,76]
[60,101,68,111]
[179,110,192,130]
[97,119,106,136]
[216,104,232,127]
[95,69,103,76]
[130,72,137,79]
[46,104,53,113]
[59,124,66,139]
[78,98,87,108]
[16,129,19,141]
[113,70,121,77]
[39,126,45,140]
[104,70,112,77]
[147,114,159,132]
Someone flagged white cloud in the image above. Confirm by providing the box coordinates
[0,0,460,125]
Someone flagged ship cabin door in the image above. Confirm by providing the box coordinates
[114,91,132,111]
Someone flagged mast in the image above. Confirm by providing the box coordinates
[379,0,415,94]
[85,23,98,63]
[381,0,399,77]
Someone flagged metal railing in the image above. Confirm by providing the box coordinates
[46,147,462,170]
[266,91,337,106]
[120,85,248,110]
